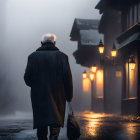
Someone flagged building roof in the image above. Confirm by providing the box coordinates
[95,0,138,12]
[80,30,103,46]
[70,18,99,41]
[75,19,99,30]
[116,23,140,49]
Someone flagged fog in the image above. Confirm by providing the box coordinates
[0,0,100,115]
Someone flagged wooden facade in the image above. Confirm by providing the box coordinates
[96,0,122,114]
[70,19,103,67]
[96,0,140,115]
[70,19,104,112]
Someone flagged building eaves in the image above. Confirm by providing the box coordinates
[116,23,140,49]
[95,0,138,12]
[70,18,99,41]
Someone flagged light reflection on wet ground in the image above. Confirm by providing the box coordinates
[76,111,140,140]
[0,111,140,140]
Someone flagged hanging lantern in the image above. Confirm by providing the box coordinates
[82,70,87,79]
[129,56,136,70]
[111,45,117,57]
[98,40,104,54]
[91,65,97,73]
[90,72,95,81]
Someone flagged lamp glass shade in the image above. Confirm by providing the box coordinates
[129,63,136,70]
[98,46,104,54]
[90,73,95,81]
[111,50,117,57]
[129,56,136,70]
[91,66,97,73]
[82,71,87,79]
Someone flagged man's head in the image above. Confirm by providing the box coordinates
[41,33,57,45]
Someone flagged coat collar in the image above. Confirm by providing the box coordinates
[36,42,59,51]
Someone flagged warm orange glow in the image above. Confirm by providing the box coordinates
[98,46,104,54]
[91,66,97,73]
[75,111,113,137]
[82,73,87,79]
[82,112,113,119]
[129,63,136,98]
[96,70,104,98]
[90,73,95,81]
[129,63,136,70]
[124,123,137,138]
[116,71,122,77]
[126,62,137,99]
[97,96,103,99]
[82,78,90,92]
[82,70,87,79]
[111,50,117,57]
[82,112,113,137]
[97,70,103,83]
[128,97,137,100]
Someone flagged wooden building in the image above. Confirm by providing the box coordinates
[70,18,103,67]
[96,0,140,115]
[116,1,140,115]
[96,0,122,114]
[70,18,104,112]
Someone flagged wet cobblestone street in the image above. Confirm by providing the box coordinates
[0,111,140,140]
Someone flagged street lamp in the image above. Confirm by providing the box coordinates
[82,70,87,79]
[111,45,117,64]
[91,65,97,73]
[98,40,104,54]
[129,56,136,70]
[90,72,95,81]
[111,45,117,57]
[82,68,96,110]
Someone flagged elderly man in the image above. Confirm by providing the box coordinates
[24,34,73,140]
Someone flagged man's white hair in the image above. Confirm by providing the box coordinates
[41,33,57,44]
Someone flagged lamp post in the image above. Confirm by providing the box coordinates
[82,67,97,110]
[90,72,95,110]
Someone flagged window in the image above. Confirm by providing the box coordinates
[125,60,137,99]
[96,70,104,98]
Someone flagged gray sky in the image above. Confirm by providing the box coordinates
[2,0,100,113]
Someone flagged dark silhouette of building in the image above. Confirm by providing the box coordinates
[70,19,104,112]
[96,0,140,115]
[96,1,122,114]
[70,18,103,67]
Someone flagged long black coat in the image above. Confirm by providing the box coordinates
[24,42,73,129]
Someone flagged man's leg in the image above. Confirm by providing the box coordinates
[37,126,48,140]
[49,124,60,140]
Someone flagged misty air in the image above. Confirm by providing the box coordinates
[0,0,140,140]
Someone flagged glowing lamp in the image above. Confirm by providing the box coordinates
[99,47,104,54]
[111,50,117,57]
[98,40,104,54]
[129,63,136,70]
[129,56,136,70]
[111,45,117,57]
[90,72,95,81]
[91,66,97,73]
[82,70,87,79]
